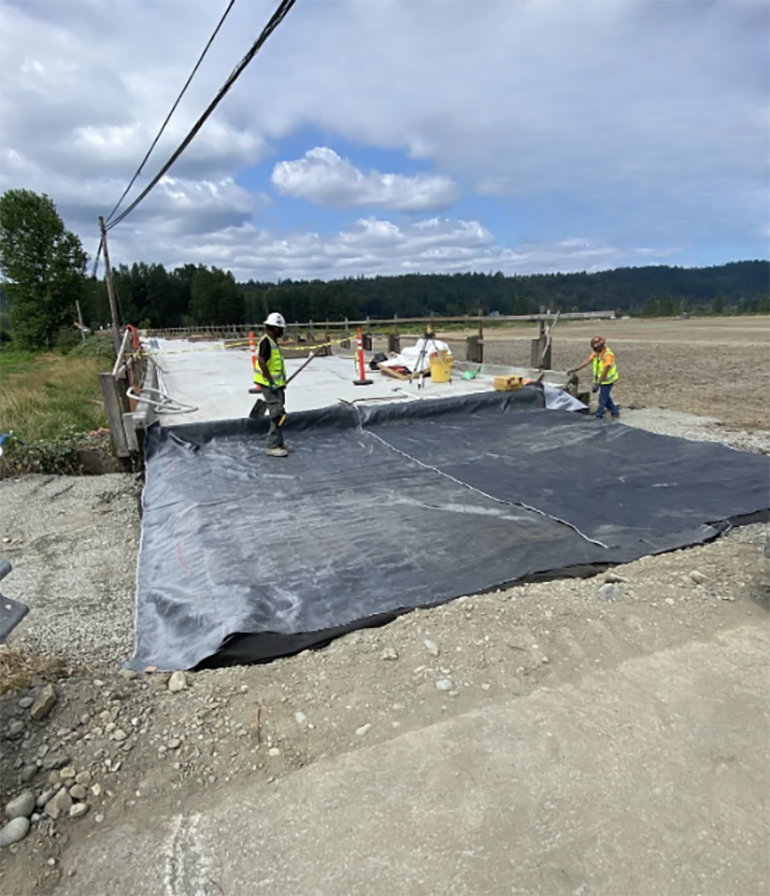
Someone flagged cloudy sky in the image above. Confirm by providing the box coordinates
[1,0,768,281]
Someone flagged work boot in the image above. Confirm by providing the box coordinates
[266,447,288,458]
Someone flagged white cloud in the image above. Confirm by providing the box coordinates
[0,0,767,279]
[102,214,675,282]
[271,147,459,211]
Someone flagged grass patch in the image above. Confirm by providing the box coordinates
[0,348,109,442]
[0,645,71,696]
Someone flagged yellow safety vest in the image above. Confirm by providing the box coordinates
[592,347,618,385]
[254,335,286,387]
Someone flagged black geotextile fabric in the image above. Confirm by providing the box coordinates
[128,387,770,671]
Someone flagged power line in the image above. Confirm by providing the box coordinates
[106,0,298,232]
[105,0,238,226]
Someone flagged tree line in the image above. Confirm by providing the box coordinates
[1,188,768,350]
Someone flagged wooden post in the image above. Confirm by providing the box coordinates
[98,217,122,358]
[363,316,372,351]
[343,317,350,349]
[388,313,400,354]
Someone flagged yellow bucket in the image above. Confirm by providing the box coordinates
[429,351,453,383]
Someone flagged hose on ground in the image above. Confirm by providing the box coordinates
[127,387,198,415]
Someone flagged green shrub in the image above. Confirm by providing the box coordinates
[56,327,82,355]
[71,334,117,363]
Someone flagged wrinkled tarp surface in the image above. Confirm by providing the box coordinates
[129,388,769,670]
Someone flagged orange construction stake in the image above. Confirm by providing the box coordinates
[353,326,372,386]
[249,331,257,372]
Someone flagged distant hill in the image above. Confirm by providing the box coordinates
[238,260,770,322]
[15,259,766,333]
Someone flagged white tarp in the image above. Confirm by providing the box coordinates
[542,383,588,412]
[378,338,453,374]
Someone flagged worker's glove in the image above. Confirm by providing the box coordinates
[268,383,281,394]
[592,383,600,393]
[567,369,577,377]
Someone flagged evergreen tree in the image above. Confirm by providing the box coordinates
[0,189,87,349]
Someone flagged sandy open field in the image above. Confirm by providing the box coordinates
[475,316,769,430]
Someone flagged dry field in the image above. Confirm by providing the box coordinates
[476,316,770,430]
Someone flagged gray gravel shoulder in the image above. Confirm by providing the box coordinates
[0,474,140,668]
[620,407,770,454]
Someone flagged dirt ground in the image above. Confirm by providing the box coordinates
[0,317,768,896]
[442,316,769,430]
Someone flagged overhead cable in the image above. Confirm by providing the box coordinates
[105,0,238,226]
[106,0,297,232]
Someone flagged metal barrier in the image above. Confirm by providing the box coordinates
[0,558,29,643]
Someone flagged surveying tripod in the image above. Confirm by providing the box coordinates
[410,325,452,389]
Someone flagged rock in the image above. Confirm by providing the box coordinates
[423,639,440,656]
[598,583,619,601]
[436,679,453,691]
[167,738,181,750]
[117,669,139,681]
[30,684,57,721]
[355,723,372,737]
[70,803,89,819]
[381,647,399,661]
[75,771,91,786]
[44,789,72,820]
[168,671,187,693]
[59,766,76,780]
[20,766,37,784]
[95,813,104,823]
[665,597,675,606]
[18,697,34,710]
[294,712,308,727]
[91,784,102,797]
[41,751,69,771]
[36,789,55,809]
[0,817,30,847]
[603,572,627,584]
[5,791,35,820]
[268,747,281,757]
[112,729,128,742]
[69,785,88,801]
[690,570,708,585]
[8,720,24,737]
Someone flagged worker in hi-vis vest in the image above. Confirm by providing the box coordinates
[569,335,620,420]
[255,312,293,457]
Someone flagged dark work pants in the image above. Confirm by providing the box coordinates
[595,382,619,419]
[264,387,286,449]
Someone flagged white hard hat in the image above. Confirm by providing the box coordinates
[264,312,286,328]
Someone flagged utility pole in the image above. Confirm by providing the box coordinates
[98,216,122,357]
[75,300,86,342]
